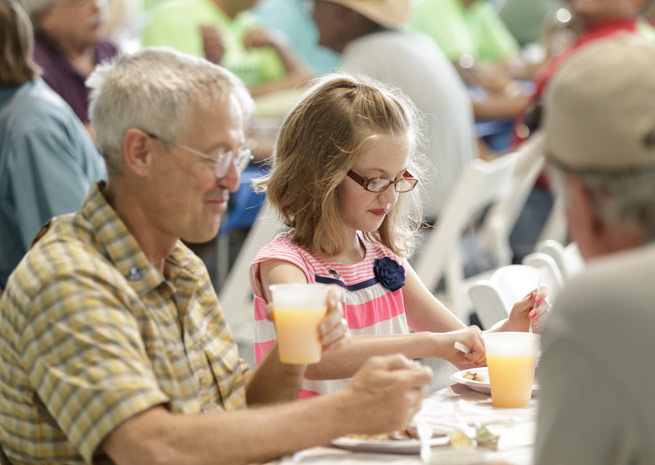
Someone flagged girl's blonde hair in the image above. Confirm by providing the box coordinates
[256,74,428,258]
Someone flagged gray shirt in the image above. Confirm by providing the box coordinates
[535,243,655,465]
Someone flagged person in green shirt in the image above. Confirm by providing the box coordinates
[410,0,519,64]
[141,0,311,96]
[409,0,532,124]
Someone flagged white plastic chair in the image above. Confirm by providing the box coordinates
[413,134,545,320]
[521,252,564,296]
[535,239,584,280]
[468,264,554,330]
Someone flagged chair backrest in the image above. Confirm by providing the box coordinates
[535,239,584,280]
[468,264,553,329]
[414,136,544,319]
[521,252,564,297]
[218,200,286,330]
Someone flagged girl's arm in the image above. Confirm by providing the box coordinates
[401,262,468,333]
[259,260,485,381]
[402,261,547,334]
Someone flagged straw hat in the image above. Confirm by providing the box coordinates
[543,34,655,171]
[324,0,411,28]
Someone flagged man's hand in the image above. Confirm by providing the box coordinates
[200,25,225,64]
[339,355,433,435]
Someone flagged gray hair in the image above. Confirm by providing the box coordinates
[87,47,254,177]
[549,165,655,236]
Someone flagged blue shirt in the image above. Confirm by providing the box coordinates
[253,0,339,75]
[0,79,105,287]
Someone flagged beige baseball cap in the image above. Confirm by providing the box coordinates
[543,34,655,171]
[324,0,411,28]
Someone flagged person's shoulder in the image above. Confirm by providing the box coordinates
[553,244,655,328]
[4,80,80,131]
[255,231,304,258]
[9,213,116,299]
[3,80,68,120]
[2,82,95,158]
[346,30,447,64]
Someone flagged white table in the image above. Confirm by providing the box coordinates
[269,383,537,465]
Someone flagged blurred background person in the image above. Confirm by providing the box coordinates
[498,0,558,47]
[310,0,478,221]
[18,0,119,132]
[0,0,105,290]
[141,0,312,97]
[508,0,654,262]
[253,0,339,75]
[513,0,654,145]
[408,0,533,125]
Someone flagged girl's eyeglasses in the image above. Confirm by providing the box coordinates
[347,170,418,193]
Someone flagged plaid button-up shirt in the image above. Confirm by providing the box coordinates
[0,182,247,464]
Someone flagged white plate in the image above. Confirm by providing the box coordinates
[330,431,450,454]
[450,367,538,395]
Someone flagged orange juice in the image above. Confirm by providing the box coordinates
[486,353,537,408]
[274,307,327,364]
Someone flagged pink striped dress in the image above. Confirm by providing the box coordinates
[249,231,409,398]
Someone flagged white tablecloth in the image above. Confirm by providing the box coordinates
[267,383,537,465]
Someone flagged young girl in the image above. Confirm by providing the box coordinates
[249,74,543,398]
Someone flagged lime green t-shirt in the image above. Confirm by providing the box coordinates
[141,0,286,87]
[409,0,519,62]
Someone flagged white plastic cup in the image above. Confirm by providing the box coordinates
[483,332,540,408]
[269,283,330,364]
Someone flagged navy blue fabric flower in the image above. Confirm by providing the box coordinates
[373,257,405,292]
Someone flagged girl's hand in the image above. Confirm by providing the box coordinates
[318,286,350,351]
[436,326,485,366]
[506,287,549,332]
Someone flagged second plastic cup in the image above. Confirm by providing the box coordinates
[483,332,540,408]
[270,283,330,364]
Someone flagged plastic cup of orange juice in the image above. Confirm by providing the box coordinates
[269,283,330,364]
[483,332,540,408]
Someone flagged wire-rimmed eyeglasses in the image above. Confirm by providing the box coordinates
[347,170,418,193]
[144,131,253,178]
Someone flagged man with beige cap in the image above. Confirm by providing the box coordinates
[310,0,477,220]
[533,35,655,465]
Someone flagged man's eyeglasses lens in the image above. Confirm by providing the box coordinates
[145,130,252,178]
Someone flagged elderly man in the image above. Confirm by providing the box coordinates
[310,0,477,219]
[533,36,655,465]
[0,47,433,464]
[19,0,118,127]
